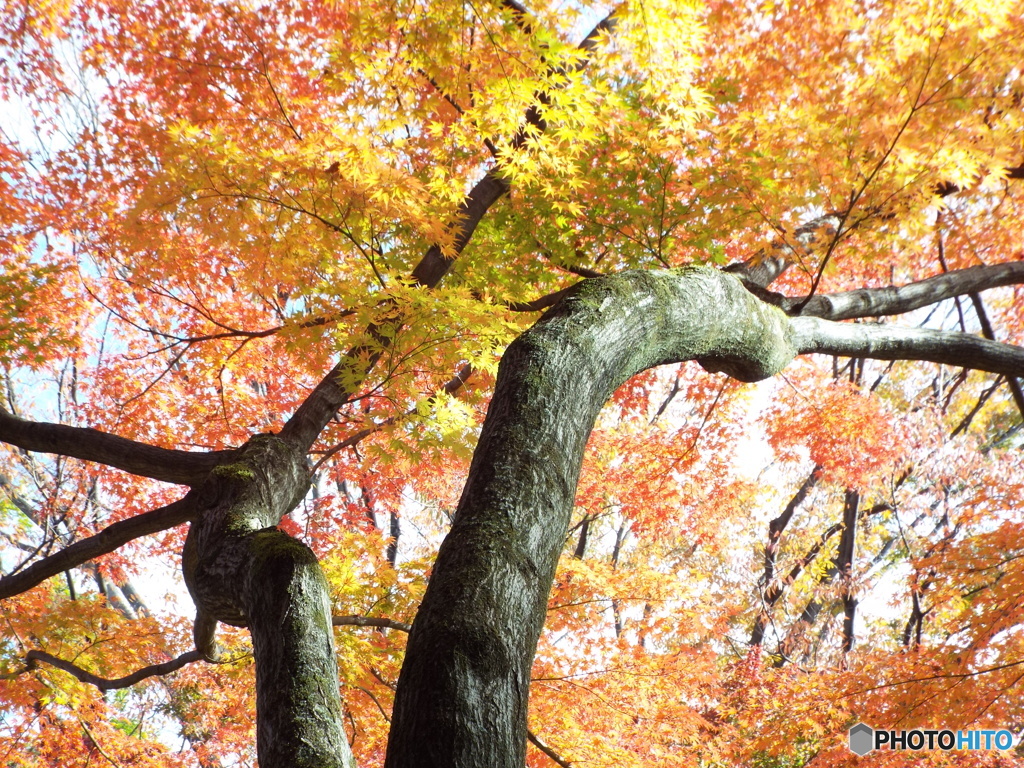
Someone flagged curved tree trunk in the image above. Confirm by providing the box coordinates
[384,265,1024,766]
[385,267,796,768]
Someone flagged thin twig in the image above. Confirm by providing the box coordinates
[332,615,411,632]
[528,728,572,768]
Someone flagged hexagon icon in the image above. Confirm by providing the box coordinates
[849,723,874,756]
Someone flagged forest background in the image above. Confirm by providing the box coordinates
[1,0,1024,766]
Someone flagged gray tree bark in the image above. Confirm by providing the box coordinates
[182,435,355,768]
[385,267,796,768]
[384,265,1024,768]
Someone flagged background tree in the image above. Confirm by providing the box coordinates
[1,1,1024,766]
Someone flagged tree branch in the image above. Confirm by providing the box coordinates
[527,729,572,768]
[730,161,1024,294]
[281,10,623,451]
[310,364,475,473]
[0,407,232,485]
[847,658,1024,695]
[835,490,860,653]
[790,317,1024,377]
[575,7,619,59]
[24,648,203,691]
[751,468,820,646]
[504,286,575,312]
[933,164,1024,196]
[410,170,513,289]
[0,492,196,600]
[968,291,1024,420]
[772,262,1024,321]
[332,615,411,632]
[725,212,843,288]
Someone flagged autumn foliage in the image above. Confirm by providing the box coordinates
[2,0,1024,766]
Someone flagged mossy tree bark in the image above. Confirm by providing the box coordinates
[183,435,355,768]
[384,267,796,768]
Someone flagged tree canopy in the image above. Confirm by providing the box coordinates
[1,0,1024,766]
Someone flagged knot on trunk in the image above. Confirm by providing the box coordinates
[183,434,311,628]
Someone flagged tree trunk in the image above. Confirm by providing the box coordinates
[183,435,354,768]
[385,267,796,768]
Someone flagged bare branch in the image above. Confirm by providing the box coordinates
[791,317,1024,378]
[410,170,512,290]
[332,615,411,632]
[846,658,1024,695]
[0,493,196,600]
[528,728,572,768]
[968,292,1024,420]
[0,407,232,485]
[835,490,860,653]
[505,286,574,312]
[770,262,1024,321]
[24,648,203,691]
[951,376,1002,437]
[576,7,619,59]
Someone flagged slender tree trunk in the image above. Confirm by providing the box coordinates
[836,490,860,653]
